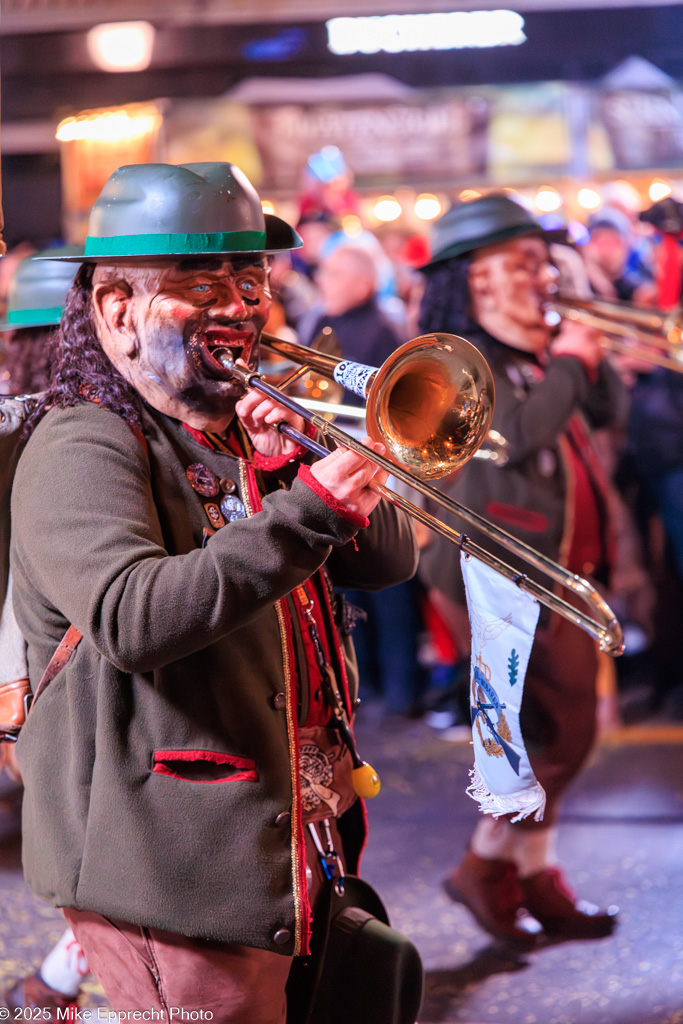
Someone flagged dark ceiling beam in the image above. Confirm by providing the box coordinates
[2,0,682,35]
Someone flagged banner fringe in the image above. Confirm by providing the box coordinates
[467,766,546,823]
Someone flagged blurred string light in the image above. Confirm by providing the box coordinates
[568,221,590,245]
[649,180,672,202]
[458,189,481,202]
[535,186,562,213]
[56,108,162,142]
[539,212,565,231]
[326,11,526,54]
[414,194,442,220]
[577,187,602,211]
[261,200,276,215]
[374,197,402,222]
[86,22,156,73]
[341,214,363,236]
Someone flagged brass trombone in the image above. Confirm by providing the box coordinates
[551,295,683,372]
[291,398,509,465]
[218,332,624,655]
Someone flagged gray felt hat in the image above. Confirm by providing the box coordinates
[45,162,302,262]
[423,193,562,269]
[0,247,82,331]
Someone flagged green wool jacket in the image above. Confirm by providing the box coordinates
[10,401,417,955]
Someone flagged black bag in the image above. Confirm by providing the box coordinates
[287,873,424,1024]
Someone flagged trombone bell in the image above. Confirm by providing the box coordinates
[333,333,496,481]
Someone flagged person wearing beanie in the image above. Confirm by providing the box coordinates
[417,193,621,948]
[7,162,416,1020]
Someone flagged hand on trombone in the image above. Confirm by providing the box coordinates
[549,319,604,373]
[236,386,389,517]
[236,386,307,459]
[310,438,389,518]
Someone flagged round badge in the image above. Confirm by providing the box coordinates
[186,463,220,497]
[220,493,247,522]
[219,477,237,495]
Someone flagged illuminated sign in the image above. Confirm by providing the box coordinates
[327,10,526,55]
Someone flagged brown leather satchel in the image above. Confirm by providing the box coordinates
[0,624,82,742]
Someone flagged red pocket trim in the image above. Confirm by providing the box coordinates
[486,501,550,533]
[152,749,258,784]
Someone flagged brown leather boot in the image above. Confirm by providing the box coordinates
[3,973,78,1017]
[519,866,618,941]
[442,850,540,950]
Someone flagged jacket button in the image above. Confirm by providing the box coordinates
[275,811,291,827]
[273,692,287,710]
[273,928,291,946]
[220,477,237,494]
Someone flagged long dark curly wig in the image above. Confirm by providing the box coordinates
[28,263,143,433]
[418,254,479,338]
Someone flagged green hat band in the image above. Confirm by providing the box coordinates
[7,306,62,324]
[84,230,268,258]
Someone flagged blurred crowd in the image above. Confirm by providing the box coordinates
[254,163,682,734]
[2,155,683,738]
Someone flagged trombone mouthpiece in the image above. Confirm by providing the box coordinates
[214,348,235,372]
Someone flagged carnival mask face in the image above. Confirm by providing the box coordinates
[468,236,557,355]
[92,256,272,428]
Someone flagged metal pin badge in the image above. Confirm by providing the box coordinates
[220,494,247,522]
[186,463,220,497]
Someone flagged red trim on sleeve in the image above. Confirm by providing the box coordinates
[152,749,258,784]
[251,421,318,471]
[297,464,369,530]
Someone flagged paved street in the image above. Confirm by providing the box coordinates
[1,717,682,1023]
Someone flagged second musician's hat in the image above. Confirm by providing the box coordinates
[0,248,82,331]
[43,162,302,262]
[423,193,561,269]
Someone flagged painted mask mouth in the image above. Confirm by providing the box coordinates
[198,327,255,377]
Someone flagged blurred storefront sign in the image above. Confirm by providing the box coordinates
[56,101,163,243]
[54,64,683,241]
[246,94,490,191]
[599,88,683,169]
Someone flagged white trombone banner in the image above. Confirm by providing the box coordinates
[460,552,546,822]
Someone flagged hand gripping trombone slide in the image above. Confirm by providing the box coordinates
[217,332,624,657]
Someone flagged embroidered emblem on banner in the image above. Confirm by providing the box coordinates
[460,552,546,823]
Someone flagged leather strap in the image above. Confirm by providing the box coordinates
[30,623,83,711]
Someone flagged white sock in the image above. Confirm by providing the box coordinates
[512,827,558,879]
[470,816,519,861]
[470,819,558,879]
[40,928,89,998]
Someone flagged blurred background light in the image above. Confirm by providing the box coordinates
[539,212,565,230]
[568,220,591,245]
[577,187,602,210]
[414,194,442,220]
[374,196,402,222]
[341,214,363,236]
[86,22,156,73]
[56,108,162,142]
[649,180,672,202]
[458,189,482,203]
[535,186,562,212]
[261,200,276,215]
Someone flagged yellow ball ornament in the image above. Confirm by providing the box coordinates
[352,761,381,798]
